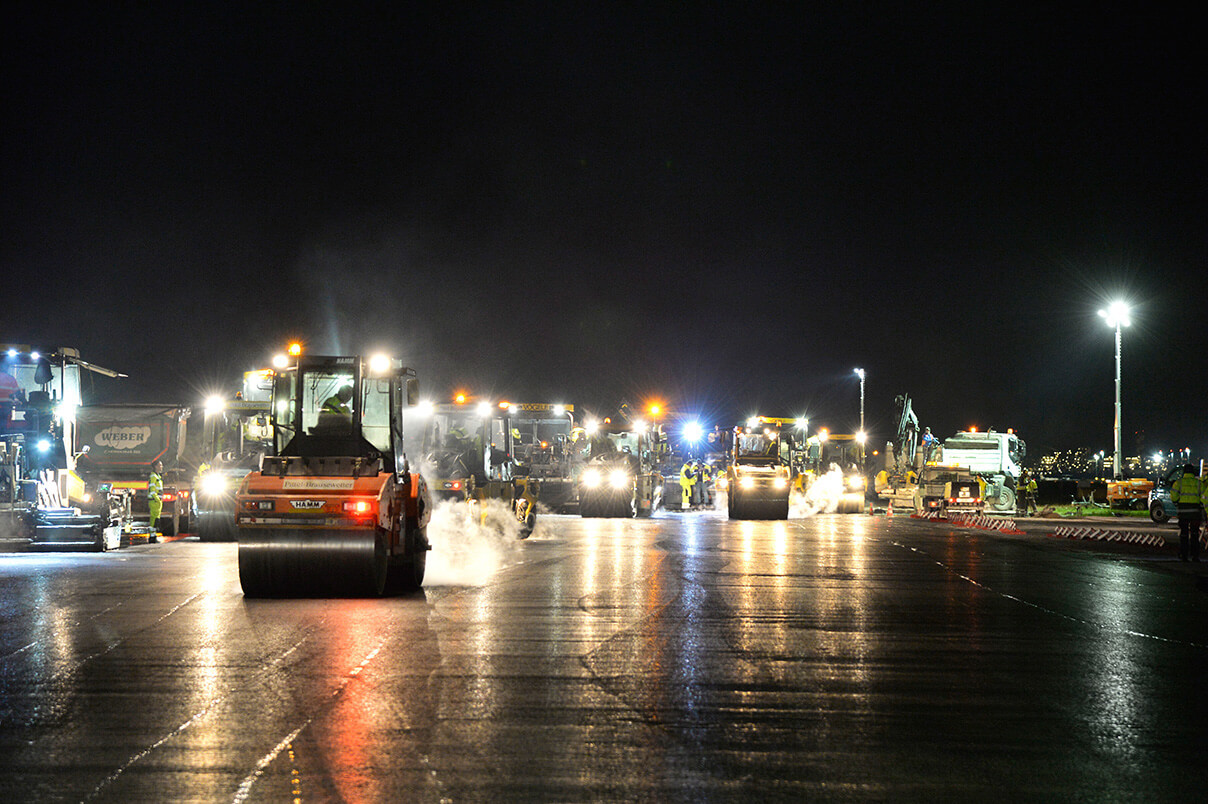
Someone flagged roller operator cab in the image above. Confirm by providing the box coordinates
[577,420,662,518]
[235,354,431,597]
[727,419,792,520]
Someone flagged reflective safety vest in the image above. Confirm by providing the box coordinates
[1170,473,1204,508]
[148,471,163,502]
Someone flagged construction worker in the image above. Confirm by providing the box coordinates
[679,460,695,510]
[73,445,95,477]
[322,384,354,417]
[700,462,715,508]
[1170,463,1204,561]
[921,427,937,461]
[147,459,164,535]
[1019,471,1038,516]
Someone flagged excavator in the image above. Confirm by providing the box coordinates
[235,352,431,597]
[874,394,923,511]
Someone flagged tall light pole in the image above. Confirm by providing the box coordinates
[854,368,866,470]
[1097,302,1130,480]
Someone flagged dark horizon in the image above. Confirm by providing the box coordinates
[5,4,1205,459]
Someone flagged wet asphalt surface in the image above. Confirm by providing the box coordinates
[2,510,1207,803]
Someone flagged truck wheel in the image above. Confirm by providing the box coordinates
[1149,501,1170,524]
[991,488,1016,513]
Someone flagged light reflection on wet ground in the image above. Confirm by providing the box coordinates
[1,512,1207,801]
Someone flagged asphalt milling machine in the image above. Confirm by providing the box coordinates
[235,353,431,597]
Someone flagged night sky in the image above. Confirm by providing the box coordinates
[4,4,1206,459]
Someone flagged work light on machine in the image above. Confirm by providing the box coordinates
[582,468,601,487]
[683,421,703,443]
[368,353,392,375]
[609,469,630,489]
[205,395,226,414]
[200,473,228,496]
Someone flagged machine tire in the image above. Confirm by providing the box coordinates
[992,487,1016,513]
[520,507,536,538]
[1150,501,1170,524]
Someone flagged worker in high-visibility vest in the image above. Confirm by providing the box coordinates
[1169,463,1204,562]
[147,460,164,534]
[679,461,696,510]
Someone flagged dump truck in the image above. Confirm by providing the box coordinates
[939,429,1025,513]
[235,352,430,597]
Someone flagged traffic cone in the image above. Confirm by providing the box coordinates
[887,500,893,517]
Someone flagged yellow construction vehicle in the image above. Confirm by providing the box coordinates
[420,396,537,535]
[727,417,797,520]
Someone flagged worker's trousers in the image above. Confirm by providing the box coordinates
[1177,507,1202,560]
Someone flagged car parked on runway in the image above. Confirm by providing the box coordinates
[1149,465,1183,523]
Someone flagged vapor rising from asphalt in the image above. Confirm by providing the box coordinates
[423,498,551,586]
[791,467,848,517]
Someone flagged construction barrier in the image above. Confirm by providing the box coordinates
[911,509,1024,534]
[1050,524,1170,549]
